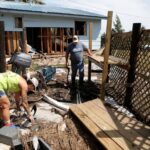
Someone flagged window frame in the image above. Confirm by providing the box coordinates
[15,17,23,28]
[75,21,87,36]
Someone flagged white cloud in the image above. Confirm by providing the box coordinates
[44,0,150,32]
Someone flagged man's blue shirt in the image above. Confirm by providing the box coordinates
[66,42,87,64]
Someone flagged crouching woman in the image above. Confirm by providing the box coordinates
[0,71,38,126]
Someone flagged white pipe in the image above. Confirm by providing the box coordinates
[43,94,69,111]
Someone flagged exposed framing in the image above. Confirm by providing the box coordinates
[4,27,74,56]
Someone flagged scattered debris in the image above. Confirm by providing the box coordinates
[2,57,104,149]
[32,101,63,123]
[105,96,134,118]
[105,96,119,108]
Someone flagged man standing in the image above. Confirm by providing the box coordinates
[0,71,38,127]
[65,35,92,87]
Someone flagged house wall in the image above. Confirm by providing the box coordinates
[24,15,101,49]
[0,14,23,31]
[24,15,74,28]
[0,13,102,50]
[78,20,101,50]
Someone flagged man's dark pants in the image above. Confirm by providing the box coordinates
[71,61,84,86]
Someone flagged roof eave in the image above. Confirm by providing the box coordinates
[0,9,107,20]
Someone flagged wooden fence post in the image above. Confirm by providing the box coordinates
[101,11,113,100]
[23,28,27,53]
[0,21,6,72]
[124,23,141,108]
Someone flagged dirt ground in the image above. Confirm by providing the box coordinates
[18,56,104,150]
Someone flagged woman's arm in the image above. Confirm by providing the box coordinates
[18,77,34,122]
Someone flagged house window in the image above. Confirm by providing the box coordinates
[15,17,22,28]
[75,21,87,35]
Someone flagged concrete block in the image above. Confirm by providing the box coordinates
[0,126,19,146]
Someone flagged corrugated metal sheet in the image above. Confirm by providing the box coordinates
[0,1,106,19]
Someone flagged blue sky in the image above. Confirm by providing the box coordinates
[44,0,150,33]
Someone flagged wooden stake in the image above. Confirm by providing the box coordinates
[49,28,52,54]
[7,32,11,55]
[60,28,63,54]
[47,28,50,54]
[0,21,6,72]
[9,32,14,54]
[62,28,64,54]
[23,28,27,53]
[12,32,16,51]
[41,28,43,53]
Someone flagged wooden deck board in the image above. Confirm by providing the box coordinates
[83,100,149,149]
[70,99,150,150]
[78,104,137,150]
[93,99,150,138]
[70,105,122,150]
[88,55,130,70]
[88,55,128,65]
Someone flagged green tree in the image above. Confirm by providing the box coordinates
[4,0,44,4]
[23,0,44,4]
[113,15,125,33]
[101,32,106,47]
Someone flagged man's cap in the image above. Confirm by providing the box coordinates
[73,35,79,42]
[29,77,39,91]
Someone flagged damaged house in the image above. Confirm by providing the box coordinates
[0,1,106,56]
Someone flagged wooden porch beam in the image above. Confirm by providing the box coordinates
[101,11,113,100]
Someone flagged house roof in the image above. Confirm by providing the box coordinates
[0,1,107,19]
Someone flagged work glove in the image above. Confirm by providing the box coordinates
[27,114,35,123]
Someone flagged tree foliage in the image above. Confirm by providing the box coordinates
[101,32,106,47]
[113,15,125,33]
[4,0,44,4]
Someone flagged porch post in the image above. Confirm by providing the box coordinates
[124,23,141,108]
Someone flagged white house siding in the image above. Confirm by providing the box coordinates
[78,20,101,50]
[0,14,22,31]
[23,15,74,28]
[24,15,102,49]
[0,13,102,49]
